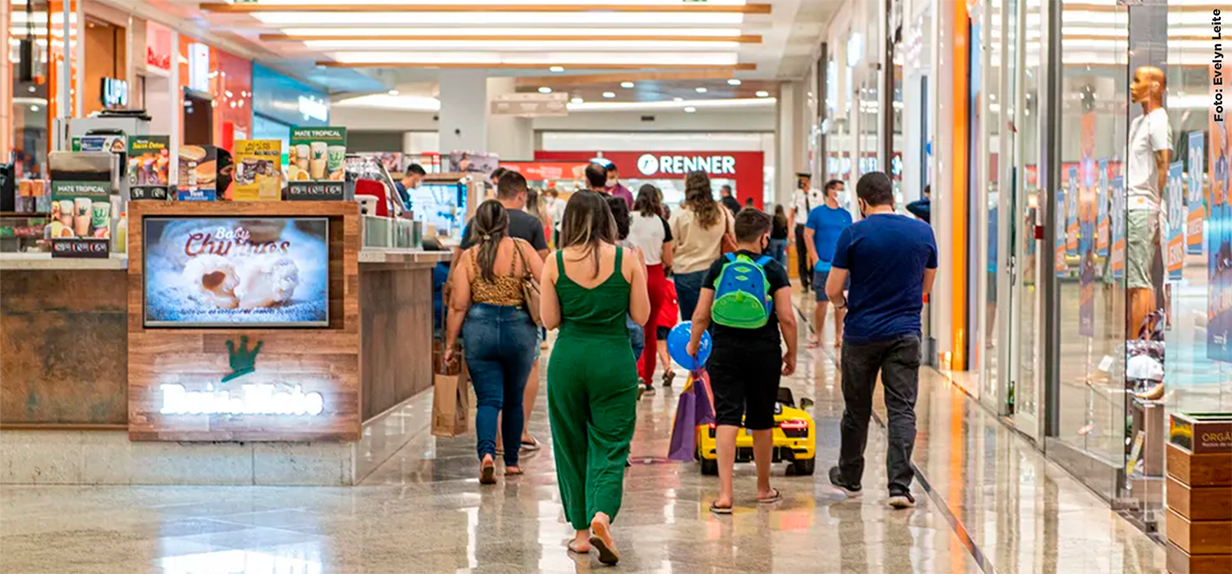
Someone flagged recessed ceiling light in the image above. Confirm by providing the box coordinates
[388,89,399,95]
[571,97,583,104]
[621,81,635,89]
[756,90,770,98]
[603,91,616,98]
[673,97,684,102]
[538,87,552,94]
[727,79,742,86]
[30,105,39,112]
[695,87,708,93]
[684,106,697,113]
[550,65,565,72]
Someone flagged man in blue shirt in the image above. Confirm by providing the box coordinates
[824,171,937,510]
[803,179,852,348]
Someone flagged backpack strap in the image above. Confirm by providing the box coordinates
[725,252,737,263]
[754,255,773,267]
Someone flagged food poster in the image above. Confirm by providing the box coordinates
[177,145,220,201]
[448,151,500,176]
[1097,159,1110,258]
[127,136,171,200]
[287,127,346,200]
[1188,131,1205,255]
[234,140,283,202]
[143,217,329,326]
[72,135,126,155]
[1055,183,1068,277]
[1167,161,1185,283]
[1111,175,1126,279]
[1066,165,1079,256]
[49,181,111,257]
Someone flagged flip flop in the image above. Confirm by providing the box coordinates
[520,437,541,452]
[505,467,524,476]
[479,460,496,485]
[807,339,822,349]
[709,502,733,515]
[567,540,589,554]
[757,488,783,504]
[588,520,620,565]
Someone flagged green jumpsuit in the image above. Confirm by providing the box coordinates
[548,247,639,531]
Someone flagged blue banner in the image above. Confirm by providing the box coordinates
[1167,161,1185,283]
[1188,131,1205,255]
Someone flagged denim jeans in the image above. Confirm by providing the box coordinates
[463,303,538,466]
[836,335,921,495]
[674,270,708,324]
[626,315,645,366]
[768,238,788,269]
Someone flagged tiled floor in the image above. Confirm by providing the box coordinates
[1,295,1167,574]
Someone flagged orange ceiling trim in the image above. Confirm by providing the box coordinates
[204,3,771,14]
[316,61,757,70]
[260,33,763,43]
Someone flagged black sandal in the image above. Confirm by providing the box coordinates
[709,501,733,515]
[567,540,589,554]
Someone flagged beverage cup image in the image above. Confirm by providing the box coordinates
[327,145,346,172]
[74,197,92,236]
[91,200,111,230]
[310,141,327,160]
[310,158,327,180]
[295,144,310,170]
[59,200,74,227]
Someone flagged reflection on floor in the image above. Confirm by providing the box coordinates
[0,294,1166,574]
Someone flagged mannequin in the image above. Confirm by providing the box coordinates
[1125,65,1171,341]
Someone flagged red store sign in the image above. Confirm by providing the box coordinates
[534,150,765,210]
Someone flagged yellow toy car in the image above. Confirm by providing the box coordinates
[696,388,816,476]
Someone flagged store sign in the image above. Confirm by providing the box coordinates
[252,63,330,127]
[636,153,737,176]
[101,78,128,108]
[157,337,324,415]
[298,95,329,122]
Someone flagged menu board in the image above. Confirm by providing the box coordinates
[128,136,170,200]
[49,181,111,258]
[287,127,346,201]
[177,145,220,201]
[233,140,283,201]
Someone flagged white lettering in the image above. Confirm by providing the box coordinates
[645,155,737,175]
[721,156,736,174]
[298,95,329,122]
[659,155,671,175]
[160,383,326,416]
[673,156,684,174]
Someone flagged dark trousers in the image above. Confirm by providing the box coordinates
[837,335,921,495]
[794,224,811,291]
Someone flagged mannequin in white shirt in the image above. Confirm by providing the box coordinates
[1125,65,1171,354]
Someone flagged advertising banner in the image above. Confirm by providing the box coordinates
[1188,131,1205,255]
[72,135,126,154]
[177,145,224,201]
[1111,176,1126,278]
[1209,67,1231,362]
[49,181,111,258]
[1055,183,1068,277]
[1067,165,1079,256]
[288,127,346,201]
[1167,161,1185,283]
[233,140,283,201]
[127,136,170,200]
[1097,159,1110,258]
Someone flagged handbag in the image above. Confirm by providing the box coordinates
[514,241,543,326]
[720,209,738,254]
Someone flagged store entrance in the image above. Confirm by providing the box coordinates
[182,88,212,146]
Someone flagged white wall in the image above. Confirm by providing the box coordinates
[331,106,438,132]
[532,108,775,133]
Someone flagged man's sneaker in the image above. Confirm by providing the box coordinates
[887,491,916,509]
[828,466,862,496]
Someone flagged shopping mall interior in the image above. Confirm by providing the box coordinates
[0,0,1230,572]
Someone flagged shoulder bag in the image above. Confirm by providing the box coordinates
[514,240,543,326]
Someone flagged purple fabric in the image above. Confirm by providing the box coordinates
[667,370,716,462]
[608,183,634,208]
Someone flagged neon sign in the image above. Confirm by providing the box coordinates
[160,383,325,416]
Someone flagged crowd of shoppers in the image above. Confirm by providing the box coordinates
[441,163,935,565]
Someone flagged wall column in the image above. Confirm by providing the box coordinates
[437,70,489,156]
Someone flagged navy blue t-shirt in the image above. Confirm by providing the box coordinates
[831,213,937,343]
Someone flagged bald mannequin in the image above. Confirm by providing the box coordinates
[1126,65,1171,341]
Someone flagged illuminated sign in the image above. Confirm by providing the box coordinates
[298,95,329,122]
[636,153,736,176]
[159,383,325,416]
[101,78,128,108]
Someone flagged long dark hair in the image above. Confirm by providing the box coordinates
[607,195,631,240]
[471,200,509,283]
[684,170,721,228]
[634,184,664,218]
[560,190,616,278]
[773,204,788,229]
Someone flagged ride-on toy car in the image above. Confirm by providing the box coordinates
[696,388,816,476]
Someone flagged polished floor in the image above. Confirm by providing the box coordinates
[1,296,1167,574]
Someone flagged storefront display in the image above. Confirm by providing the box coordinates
[49,181,110,257]
[534,151,764,209]
[287,127,347,200]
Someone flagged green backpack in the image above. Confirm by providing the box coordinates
[711,253,774,329]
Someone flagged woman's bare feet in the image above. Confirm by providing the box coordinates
[588,513,619,565]
[479,454,496,485]
[505,465,523,476]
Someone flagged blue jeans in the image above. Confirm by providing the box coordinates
[674,270,708,324]
[463,304,538,466]
[627,315,645,366]
[768,238,788,269]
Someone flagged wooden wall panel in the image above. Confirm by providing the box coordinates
[361,266,433,420]
[127,201,361,442]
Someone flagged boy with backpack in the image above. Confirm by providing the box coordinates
[687,208,798,513]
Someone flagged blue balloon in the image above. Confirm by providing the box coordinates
[667,321,711,371]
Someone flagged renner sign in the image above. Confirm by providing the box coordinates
[637,153,737,177]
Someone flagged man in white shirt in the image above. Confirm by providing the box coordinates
[1125,65,1171,335]
[544,188,567,246]
[789,173,826,292]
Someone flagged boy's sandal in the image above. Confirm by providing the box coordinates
[709,502,733,515]
[757,488,783,504]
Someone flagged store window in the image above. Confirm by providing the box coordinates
[10,0,52,179]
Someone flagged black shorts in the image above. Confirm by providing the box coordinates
[657,326,670,340]
[708,344,782,430]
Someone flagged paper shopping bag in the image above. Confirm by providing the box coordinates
[431,344,470,437]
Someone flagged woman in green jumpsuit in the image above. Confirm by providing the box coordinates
[540,190,650,566]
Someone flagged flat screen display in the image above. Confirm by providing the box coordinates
[408,183,465,239]
[143,217,329,327]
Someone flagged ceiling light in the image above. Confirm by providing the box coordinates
[683,106,697,113]
[388,89,399,95]
[253,12,745,27]
[571,97,583,104]
[30,105,39,112]
[621,81,635,89]
[695,87,708,93]
[727,78,742,86]
[603,92,616,98]
[566,98,774,112]
[335,93,441,112]
[324,51,741,67]
[756,90,770,97]
[673,97,684,102]
[538,87,552,94]
[550,65,565,72]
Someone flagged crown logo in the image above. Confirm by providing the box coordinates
[222,335,263,383]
